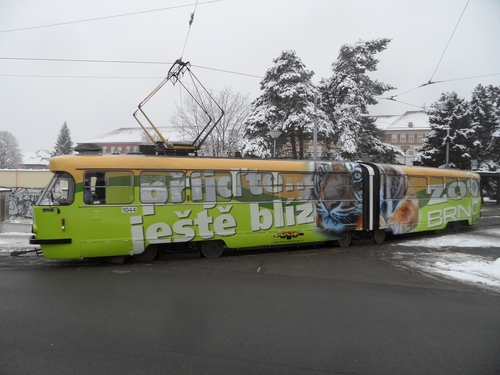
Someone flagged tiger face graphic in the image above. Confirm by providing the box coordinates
[312,162,419,235]
[312,162,364,233]
[379,165,419,234]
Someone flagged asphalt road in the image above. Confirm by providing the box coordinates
[1,210,499,374]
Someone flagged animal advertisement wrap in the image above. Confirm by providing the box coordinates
[310,162,480,236]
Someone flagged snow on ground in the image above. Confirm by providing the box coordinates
[397,228,500,249]
[392,227,500,291]
[0,232,36,252]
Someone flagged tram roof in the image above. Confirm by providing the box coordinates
[48,154,479,179]
[50,154,321,173]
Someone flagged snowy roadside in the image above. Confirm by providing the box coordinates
[391,227,500,292]
[0,232,37,253]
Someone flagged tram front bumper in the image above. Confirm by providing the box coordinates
[29,235,72,245]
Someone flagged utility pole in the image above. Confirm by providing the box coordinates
[313,93,318,161]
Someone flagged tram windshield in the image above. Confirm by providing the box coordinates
[36,172,75,206]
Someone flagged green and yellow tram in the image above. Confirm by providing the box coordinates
[30,151,481,261]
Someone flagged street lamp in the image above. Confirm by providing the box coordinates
[268,130,282,158]
[401,145,410,166]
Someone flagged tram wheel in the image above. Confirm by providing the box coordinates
[450,221,461,232]
[335,232,352,248]
[133,245,158,262]
[443,221,460,234]
[201,241,224,258]
[373,229,386,244]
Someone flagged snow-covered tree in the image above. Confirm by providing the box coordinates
[240,50,330,159]
[0,130,23,168]
[470,84,500,169]
[414,92,476,170]
[319,38,399,162]
[469,84,500,198]
[170,87,250,157]
[52,122,74,156]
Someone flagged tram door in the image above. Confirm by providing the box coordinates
[80,171,135,258]
[360,163,377,232]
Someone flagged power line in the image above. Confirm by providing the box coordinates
[0,56,263,78]
[377,97,424,109]
[0,56,169,64]
[0,1,222,34]
[193,65,263,79]
[0,74,163,79]
[181,0,200,58]
[385,72,500,100]
[428,0,470,84]
[385,0,474,101]
[422,72,500,85]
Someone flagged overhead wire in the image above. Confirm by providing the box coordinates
[382,72,500,103]
[376,97,424,109]
[181,0,199,58]
[0,73,163,79]
[428,0,470,85]
[421,72,500,85]
[0,56,264,79]
[0,1,222,34]
[178,0,200,131]
[379,0,473,103]
[178,0,200,132]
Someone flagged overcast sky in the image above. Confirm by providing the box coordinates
[1,0,499,154]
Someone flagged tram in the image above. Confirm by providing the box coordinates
[29,60,482,260]
[30,153,481,261]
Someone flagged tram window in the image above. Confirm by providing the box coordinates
[166,172,186,203]
[215,172,233,201]
[84,171,133,204]
[105,172,133,204]
[190,171,232,202]
[445,178,458,191]
[278,172,313,202]
[313,173,360,202]
[446,177,465,198]
[341,174,358,201]
[429,177,444,189]
[84,172,106,204]
[385,175,406,199]
[140,173,167,204]
[140,171,185,204]
[36,172,75,206]
[408,176,427,188]
[428,177,444,198]
[408,176,427,197]
[240,171,274,201]
[429,177,443,186]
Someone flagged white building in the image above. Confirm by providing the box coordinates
[374,111,431,165]
[80,126,184,154]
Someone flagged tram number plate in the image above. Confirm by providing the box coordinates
[122,207,137,213]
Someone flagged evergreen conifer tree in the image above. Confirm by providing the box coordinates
[319,38,399,162]
[240,50,330,159]
[470,85,500,169]
[52,122,74,156]
[415,92,475,169]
